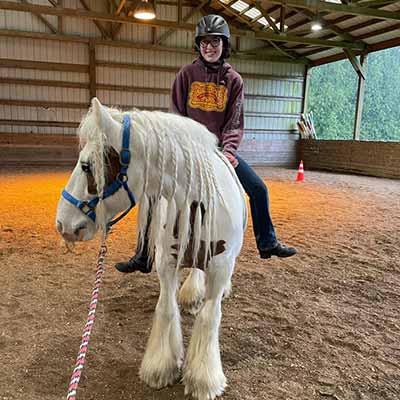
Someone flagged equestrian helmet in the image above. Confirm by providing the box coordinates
[195,14,230,44]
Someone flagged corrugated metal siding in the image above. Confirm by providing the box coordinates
[152,5,199,48]
[0,36,88,63]
[0,35,89,134]
[63,16,99,38]
[116,23,153,43]
[231,59,303,141]
[61,0,107,14]
[236,37,266,51]
[0,6,304,165]
[0,5,55,33]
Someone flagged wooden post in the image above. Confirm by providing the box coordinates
[236,36,240,52]
[280,6,285,32]
[301,65,310,114]
[57,0,63,33]
[178,0,182,23]
[353,54,367,140]
[89,39,96,101]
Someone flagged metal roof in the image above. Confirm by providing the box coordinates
[0,0,398,66]
[207,0,400,65]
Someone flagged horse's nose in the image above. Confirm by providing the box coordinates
[56,220,87,241]
[73,223,88,240]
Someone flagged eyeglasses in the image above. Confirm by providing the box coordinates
[199,38,222,49]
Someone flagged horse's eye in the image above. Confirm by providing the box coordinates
[81,163,91,173]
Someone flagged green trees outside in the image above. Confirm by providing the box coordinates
[307,46,400,141]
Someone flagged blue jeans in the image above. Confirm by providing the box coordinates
[235,155,277,250]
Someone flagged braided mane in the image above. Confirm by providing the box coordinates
[78,106,228,268]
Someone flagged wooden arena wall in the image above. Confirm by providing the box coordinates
[0,133,79,168]
[299,140,400,179]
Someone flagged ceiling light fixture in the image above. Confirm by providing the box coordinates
[133,0,156,20]
[311,15,323,31]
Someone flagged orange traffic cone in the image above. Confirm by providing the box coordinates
[296,160,304,182]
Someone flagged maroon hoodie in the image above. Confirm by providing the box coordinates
[170,57,244,167]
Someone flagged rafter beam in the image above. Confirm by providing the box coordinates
[0,1,370,50]
[284,0,392,36]
[20,0,57,33]
[0,1,198,30]
[215,1,301,58]
[254,1,280,33]
[357,0,397,7]
[79,0,111,39]
[156,0,209,45]
[115,0,127,15]
[0,28,309,63]
[295,8,361,42]
[213,2,297,58]
[264,0,400,21]
[344,48,365,79]
[311,36,400,66]
[267,39,297,59]
[300,21,400,57]
[279,0,394,54]
[111,22,123,39]
[254,31,365,50]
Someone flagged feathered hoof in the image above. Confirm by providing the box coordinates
[183,370,226,400]
[178,296,204,316]
[178,269,205,315]
[139,360,181,389]
[178,285,205,315]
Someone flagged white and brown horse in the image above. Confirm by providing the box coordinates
[56,98,247,400]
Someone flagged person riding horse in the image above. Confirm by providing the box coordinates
[115,14,297,274]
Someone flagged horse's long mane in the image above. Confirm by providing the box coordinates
[78,105,228,268]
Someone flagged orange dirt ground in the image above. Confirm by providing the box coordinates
[0,166,399,400]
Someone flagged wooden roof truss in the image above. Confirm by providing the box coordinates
[0,0,398,66]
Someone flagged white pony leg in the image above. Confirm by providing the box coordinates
[140,250,183,389]
[178,268,206,315]
[183,253,235,400]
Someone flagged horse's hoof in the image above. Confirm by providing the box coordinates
[183,371,226,400]
[179,298,203,315]
[140,365,181,389]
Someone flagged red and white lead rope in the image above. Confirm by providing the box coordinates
[66,241,107,400]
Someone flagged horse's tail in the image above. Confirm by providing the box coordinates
[215,150,248,232]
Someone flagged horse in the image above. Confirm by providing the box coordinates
[56,97,247,400]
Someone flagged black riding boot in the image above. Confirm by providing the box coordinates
[259,241,297,259]
[115,211,152,273]
[114,239,152,273]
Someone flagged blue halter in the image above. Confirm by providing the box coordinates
[62,114,136,230]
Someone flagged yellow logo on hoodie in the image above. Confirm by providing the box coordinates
[188,81,228,112]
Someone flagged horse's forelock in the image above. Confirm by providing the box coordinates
[77,106,123,232]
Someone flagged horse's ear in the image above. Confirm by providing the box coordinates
[91,97,120,136]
